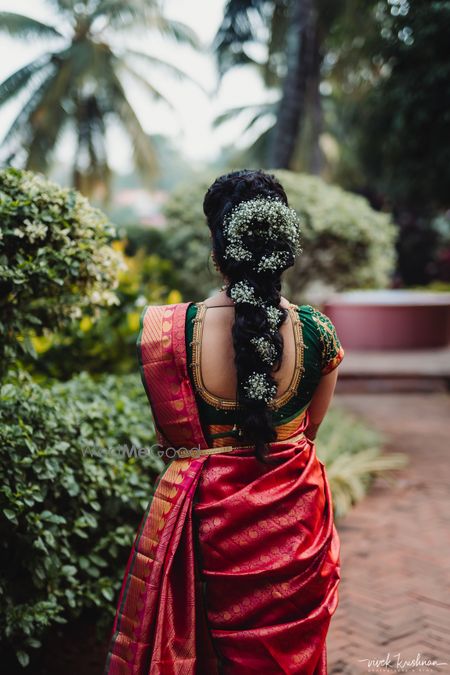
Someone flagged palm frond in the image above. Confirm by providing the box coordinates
[46,0,74,9]
[123,49,208,93]
[326,447,409,519]
[1,72,56,152]
[0,56,52,107]
[89,0,152,29]
[241,105,276,135]
[0,12,63,39]
[213,101,276,128]
[108,71,159,180]
[1,54,76,170]
[118,61,176,113]
[149,17,201,49]
[213,104,254,127]
[90,0,200,50]
[25,62,75,171]
[212,0,268,76]
[238,122,275,164]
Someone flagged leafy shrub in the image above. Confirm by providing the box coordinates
[28,245,182,379]
[0,168,123,374]
[163,169,398,301]
[316,407,408,519]
[0,370,161,667]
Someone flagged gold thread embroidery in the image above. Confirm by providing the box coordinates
[306,304,342,373]
[191,302,305,411]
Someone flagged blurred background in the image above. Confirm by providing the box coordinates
[1,1,449,673]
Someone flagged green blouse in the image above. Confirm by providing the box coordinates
[185,303,344,435]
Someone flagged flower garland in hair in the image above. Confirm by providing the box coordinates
[223,196,302,406]
[227,280,285,404]
[229,280,284,333]
[223,196,302,273]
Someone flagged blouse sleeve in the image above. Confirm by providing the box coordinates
[308,306,345,375]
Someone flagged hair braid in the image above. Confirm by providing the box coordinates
[202,169,302,464]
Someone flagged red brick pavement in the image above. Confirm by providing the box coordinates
[327,393,450,674]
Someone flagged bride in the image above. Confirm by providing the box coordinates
[105,168,344,674]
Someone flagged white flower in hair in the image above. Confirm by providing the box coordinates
[265,306,284,332]
[257,250,292,273]
[223,196,302,272]
[243,372,277,403]
[224,243,253,262]
[250,336,278,365]
[229,280,259,305]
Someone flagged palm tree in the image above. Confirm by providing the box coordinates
[212,0,356,172]
[268,0,317,168]
[0,0,202,198]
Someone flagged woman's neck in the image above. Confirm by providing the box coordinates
[203,288,291,309]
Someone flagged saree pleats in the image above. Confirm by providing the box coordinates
[193,434,340,674]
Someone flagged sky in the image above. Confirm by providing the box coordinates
[0,0,273,171]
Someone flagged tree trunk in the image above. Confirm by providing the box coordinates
[268,0,317,169]
[308,20,323,175]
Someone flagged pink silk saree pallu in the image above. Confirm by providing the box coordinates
[104,302,341,675]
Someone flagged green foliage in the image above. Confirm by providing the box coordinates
[316,406,408,519]
[163,169,397,301]
[356,0,450,211]
[26,243,181,379]
[0,168,122,375]
[0,369,162,666]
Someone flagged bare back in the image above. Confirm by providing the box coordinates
[200,293,298,401]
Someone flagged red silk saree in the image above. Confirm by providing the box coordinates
[104,302,341,675]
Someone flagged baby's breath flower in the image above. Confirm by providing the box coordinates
[257,250,292,273]
[250,336,278,365]
[229,280,259,305]
[223,196,302,272]
[243,371,277,403]
[265,306,284,332]
[224,242,253,263]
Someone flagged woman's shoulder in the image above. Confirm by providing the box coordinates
[295,303,345,375]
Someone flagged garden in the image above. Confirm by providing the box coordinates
[0,0,448,671]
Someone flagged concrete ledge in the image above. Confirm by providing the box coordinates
[338,347,450,378]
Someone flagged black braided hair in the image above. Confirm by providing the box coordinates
[202,169,299,464]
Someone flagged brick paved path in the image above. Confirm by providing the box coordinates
[327,393,450,674]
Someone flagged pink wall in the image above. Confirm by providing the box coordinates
[323,294,450,350]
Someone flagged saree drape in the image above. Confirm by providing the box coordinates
[104,302,341,675]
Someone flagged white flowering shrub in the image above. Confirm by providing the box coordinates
[163,169,398,301]
[0,168,123,371]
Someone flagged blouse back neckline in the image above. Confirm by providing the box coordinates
[189,301,305,411]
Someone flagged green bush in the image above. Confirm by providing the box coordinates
[163,169,398,301]
[0,168,123,374]
[0,370,161,668]
[316,407,408,519]
[28,247,182,379]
